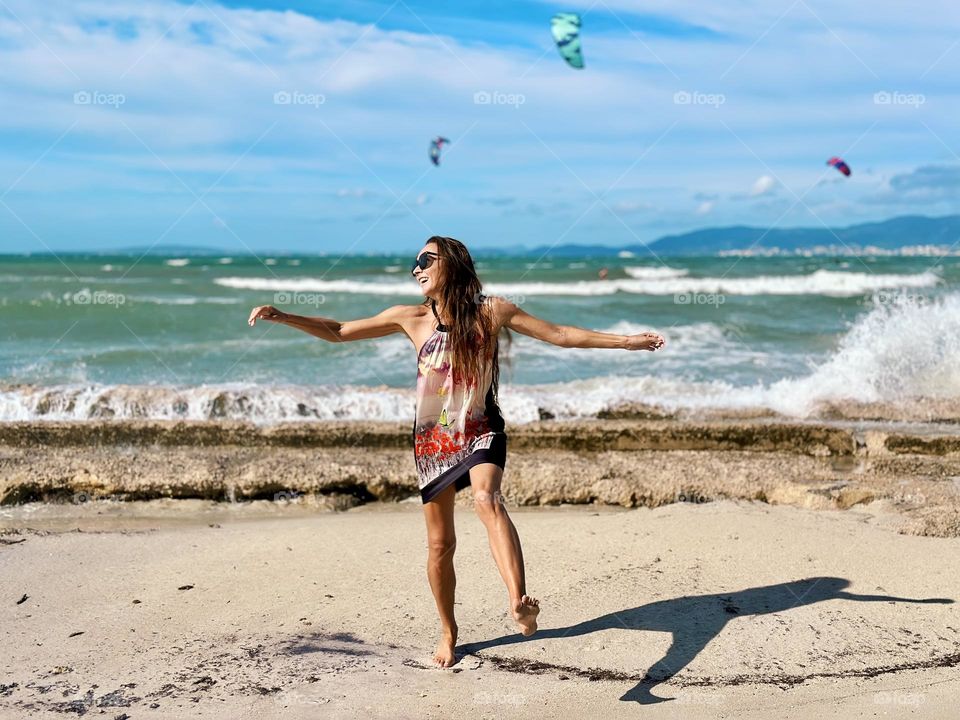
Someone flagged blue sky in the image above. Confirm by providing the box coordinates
[0,0,958,253]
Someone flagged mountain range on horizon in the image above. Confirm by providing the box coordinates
[523,214,960,257]
[12,214,960,257]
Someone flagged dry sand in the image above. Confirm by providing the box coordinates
[2,498,959,719]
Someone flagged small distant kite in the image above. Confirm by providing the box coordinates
[429,137,450,166]
[827,156,851,177]
[551,13,584,69]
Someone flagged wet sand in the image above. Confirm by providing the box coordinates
[2,499,960,719]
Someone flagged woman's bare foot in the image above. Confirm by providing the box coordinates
[512,595,540,636]
[432,627,458,668]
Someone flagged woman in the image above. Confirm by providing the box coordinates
[247,236,665,668]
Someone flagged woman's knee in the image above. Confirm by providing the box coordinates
[427,534,456,560]
[473,489,507,522]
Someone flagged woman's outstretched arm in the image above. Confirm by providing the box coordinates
[494,298,665,351]
[247,304,412,343]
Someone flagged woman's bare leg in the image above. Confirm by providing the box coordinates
[470,463,540,636]
[422,483,458,667]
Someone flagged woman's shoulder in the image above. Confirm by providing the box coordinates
[381,303,428,319]
[385,303,435,330]
[478,294,521,330]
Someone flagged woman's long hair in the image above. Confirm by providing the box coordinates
[422,236,511,405]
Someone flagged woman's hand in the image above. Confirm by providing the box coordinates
[624,332,665,351]
[247,305,287,327]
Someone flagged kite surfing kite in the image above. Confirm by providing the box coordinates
[551,13,584,69]
[827,156,851,177]
[429,137,450,166]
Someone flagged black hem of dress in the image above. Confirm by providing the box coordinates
[420,433,507,504]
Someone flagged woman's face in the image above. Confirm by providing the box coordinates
[412,243,442,298]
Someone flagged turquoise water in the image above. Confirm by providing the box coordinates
[1,252,958,422]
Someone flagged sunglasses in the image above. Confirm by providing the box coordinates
[410,251,438,275]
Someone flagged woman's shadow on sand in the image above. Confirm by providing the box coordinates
[457,577,953,704]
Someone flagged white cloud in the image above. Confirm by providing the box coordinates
[865,164,960,205]
[1,0,958,250]
[750,175,777,196]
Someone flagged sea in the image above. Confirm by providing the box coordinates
[1,252,958,424]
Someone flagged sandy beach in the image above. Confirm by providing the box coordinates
[2,416,960,718]
[6,1,960,718]
[2,496,960,719]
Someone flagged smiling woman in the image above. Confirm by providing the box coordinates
[246,234,665,668]
[6,3,960,711]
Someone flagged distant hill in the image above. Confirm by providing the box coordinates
[30,214,960,258]
[522,215,960,257]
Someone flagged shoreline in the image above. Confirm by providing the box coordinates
[2,417,959,537]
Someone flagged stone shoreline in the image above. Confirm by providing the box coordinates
[2,419,959,536]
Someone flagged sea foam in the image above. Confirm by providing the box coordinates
[214,269,939,298]
[2,292,957,422]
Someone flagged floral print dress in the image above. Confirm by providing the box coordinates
[413,314,506,503]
